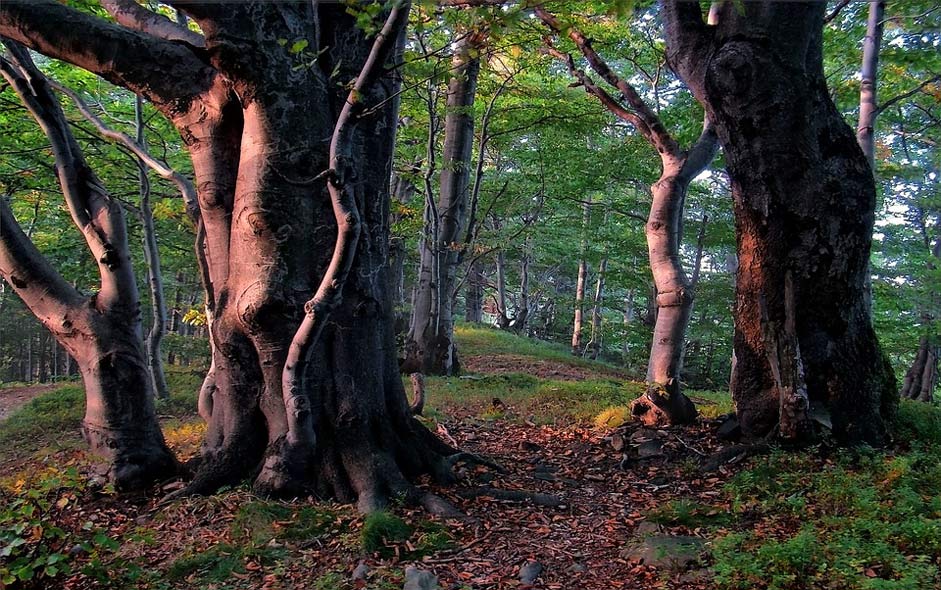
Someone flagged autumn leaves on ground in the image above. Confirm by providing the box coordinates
[2,325,940,590]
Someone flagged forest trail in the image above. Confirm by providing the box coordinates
[0,383,60,423]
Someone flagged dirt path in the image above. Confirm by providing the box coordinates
[0,383,60,423]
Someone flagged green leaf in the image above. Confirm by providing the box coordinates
[289,39,309,54]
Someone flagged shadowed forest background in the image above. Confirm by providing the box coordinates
[0,0,939,589]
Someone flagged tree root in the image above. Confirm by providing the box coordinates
[446,451,506,473]
[459,486,562,507]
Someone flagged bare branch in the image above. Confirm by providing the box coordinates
[874,73,941,117]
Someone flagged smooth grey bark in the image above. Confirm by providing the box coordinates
[586,254,607,359]
[571,197,590,355]
[663,0,897,444]
[135,96,170,400]
[857,0,885,170]
[403,32,484,376]
[902,220,940,402]
[0,42,176,489]
[622,290,635,363]
[539,8,716,424]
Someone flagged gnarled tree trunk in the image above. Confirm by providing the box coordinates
[2,0,461,511]
[0,42,176,490]
[664,0,897,444]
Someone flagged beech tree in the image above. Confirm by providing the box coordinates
[0,41,177,489]
[663,0,897,443]
[538,7,716,424]
[403,31,485,376]
[0,0,469,511]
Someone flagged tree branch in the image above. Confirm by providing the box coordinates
[0,0,215,114]
[50,80,199,218]
[536,7,680,158]
[101,0,205,48]
[0,41,136,311]
[0,196,84,321]
[874,73,941,117]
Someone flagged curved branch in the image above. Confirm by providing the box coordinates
[280,0,411,452]
[0,42,136,310]
[50,80,199,217]
[0,0,215,114]
[0,197,84,322]
[537,7,680,157]
[101,0,205,48]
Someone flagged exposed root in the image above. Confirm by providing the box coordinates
[446,451,506,473]
[420,492,466,517]
[459,487,562,507]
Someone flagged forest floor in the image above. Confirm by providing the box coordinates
[0,383,61,423]
[1,325,940,590]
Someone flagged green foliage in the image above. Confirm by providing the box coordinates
[594,405,630,429]
[646,499,732,529]
[0,468,132,588]
[360,511,411,554]
[713,448,941,589]
[892,399,941,445]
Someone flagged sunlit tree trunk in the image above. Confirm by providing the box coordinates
[0,43,176,489]
[664,0,897,444]
[572,197,591,354]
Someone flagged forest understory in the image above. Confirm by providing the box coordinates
[2,326,940,590]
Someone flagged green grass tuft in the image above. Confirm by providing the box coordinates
[360,511,411,554]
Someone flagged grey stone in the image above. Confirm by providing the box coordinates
[717,415,741,441]
[352,562,369,580]
[404,566,439,590]
[519,559,543,584]
[636,439,664,458]
[566,563,588,574]
[620,535,705,571]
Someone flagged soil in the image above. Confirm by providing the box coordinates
[0,383,60,422]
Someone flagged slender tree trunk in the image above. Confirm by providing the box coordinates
[403,32,484,376]
[664,0,897,444]
[514,241,531,333]
[857,0,885,171]
[465,262,484,323]
[495,246,511,329]
[389,171,416,334]
[572,198,591,354]
[622,290,634,363]
[587,255,607,359]
[135,96,170,400]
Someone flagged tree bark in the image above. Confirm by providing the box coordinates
[586,254,607,359]
[539,8,716,425]
[2,1,464,510]
[857,0,885,171]
[663,0,897,444]
[572,197,591,355]
[403,32,484,376]
[135,96,170,400]
[0,42,176,489]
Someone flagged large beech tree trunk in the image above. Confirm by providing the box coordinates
[402,33,483,376]
[2,0,462,510]
[664,0,897,444]
[0,43,176,490]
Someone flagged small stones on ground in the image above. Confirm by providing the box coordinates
[620,535,706,571]
[352,562,369,580]
[519,559,543,584]
[566,562,588,574]
[403,566,439,590]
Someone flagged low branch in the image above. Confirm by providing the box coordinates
[101,0,205,48]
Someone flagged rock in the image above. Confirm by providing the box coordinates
[636,439,664,458]
[68,544,87,557]
[404,566,438,590]
[717,415,741,441]
[352,562,369,580]
[519,559,543,585]
[635,520,661,536]
[520,440,541,452]
[567,562,588,574]
[620,535,705,571]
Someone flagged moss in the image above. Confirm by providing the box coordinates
[595,406,630,429]
[892,399,941,445]
[360,511,411,553]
